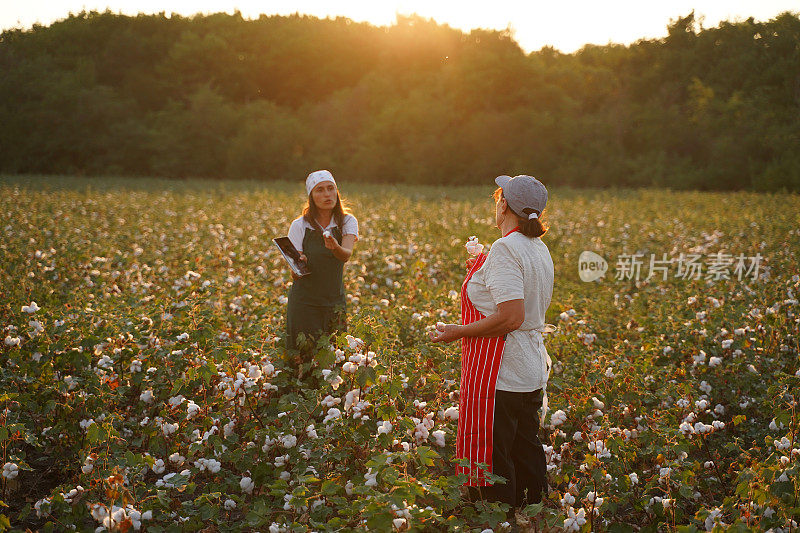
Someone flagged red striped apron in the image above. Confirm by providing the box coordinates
[456,250,507,486]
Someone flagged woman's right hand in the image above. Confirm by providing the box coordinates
[465,256,476,270]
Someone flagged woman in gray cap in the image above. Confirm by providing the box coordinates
[431,174,554,515]
[284,170,359,364]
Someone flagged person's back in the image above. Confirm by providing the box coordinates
[468,231,554,392]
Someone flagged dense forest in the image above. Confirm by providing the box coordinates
[1,10,799,190]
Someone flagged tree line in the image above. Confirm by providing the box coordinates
[1,10,798,190]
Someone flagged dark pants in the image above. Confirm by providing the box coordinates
[469,389,547,508]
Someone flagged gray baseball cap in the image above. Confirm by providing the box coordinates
[495,174,548,218]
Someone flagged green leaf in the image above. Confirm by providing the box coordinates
[86,422,102,444]
[416,446,439,467]
[321,479,340,495]
[523,503,543,516]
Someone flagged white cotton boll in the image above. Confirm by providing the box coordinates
[4,336,20,347]
[161,422,178,437]
[323,408,342,424]
[248,365,262,380]
[2,462,19,479]
[573,431,583,442]
[693,350,706,365]
[561,493,575,507]
[224,499,236,510]
[21,302,40,313]
[563,507,587,531]
[342,362,357,374]
[431,430,446,447]
[168,395,185,408]
[604,367,615,378]
[206,459,221,473]
[323,230,332,238]
[140,390,154,404]
[186,401,200,420]
[377,421,393,435]
[708,356,722,367]
[705,461,715,469]
[550,410,567,427]
[721,339,733,349]
[329,375,344,390]
[169,453,185,465]
[775,437,791,451]
[443,406,458,421]
[747,364,758,373]
[280,434,297,448]
[629,472,638,485]
[346,335,365,351]
[240,476,255,494]
[152,459,165,474]
[592,397,605,410]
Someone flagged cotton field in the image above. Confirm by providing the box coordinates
[0,176,798,532]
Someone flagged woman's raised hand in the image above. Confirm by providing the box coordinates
[465,256,476,270]
[429,322,462,343]
[322,234,338,250]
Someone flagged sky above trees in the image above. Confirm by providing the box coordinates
[1,0,798,52]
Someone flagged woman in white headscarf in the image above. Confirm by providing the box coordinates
[284,170,358,358]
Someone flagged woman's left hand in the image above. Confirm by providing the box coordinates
[323,234,339,250]
[429,323,462,343]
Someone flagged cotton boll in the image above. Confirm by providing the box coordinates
[152,459,165,474]
[240,476,255,494]
[21,301,40,313]
[2,462,19,479]
[550,409,567,427]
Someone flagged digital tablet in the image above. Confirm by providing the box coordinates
[273,237,311,277]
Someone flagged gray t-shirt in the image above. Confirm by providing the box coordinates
[466,232,554,392]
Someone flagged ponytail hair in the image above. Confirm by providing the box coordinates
[494,187,548,238]
[518,207,547,238]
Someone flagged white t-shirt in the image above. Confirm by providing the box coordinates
[466,231,554,392]
[287,214,359,253]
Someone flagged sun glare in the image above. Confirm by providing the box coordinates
[2,0,798,52]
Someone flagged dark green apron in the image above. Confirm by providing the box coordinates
[285,225,346,352]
